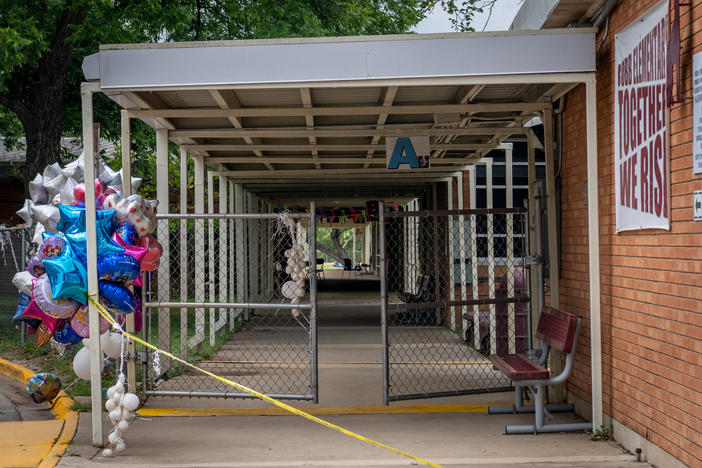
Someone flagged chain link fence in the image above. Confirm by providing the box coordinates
[143,211,317,400]
[0,226,33,345]
[381,208,529,401]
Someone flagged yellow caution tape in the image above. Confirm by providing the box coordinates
[88,295,444,468]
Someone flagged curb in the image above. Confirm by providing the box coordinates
[0,357,79,468]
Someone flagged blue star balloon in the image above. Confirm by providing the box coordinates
[62,208,123,265]
[43,239,88,304]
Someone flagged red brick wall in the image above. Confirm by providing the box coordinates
[560,1,702,465]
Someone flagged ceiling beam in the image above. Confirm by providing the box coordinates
[300,87,321,169]
[185,143,496,152]
[364,86,399,168]
[126,91,210,157]
[221,167,463,178]
[126,102,548,118]
[209,89,274,170]
[206,156,479,164]
[171,127,528,138]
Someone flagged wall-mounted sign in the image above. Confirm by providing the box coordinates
[386,136,430,170]
[693,52,702,174]
[614,0,669,232]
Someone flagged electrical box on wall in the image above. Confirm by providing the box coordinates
[694,191,702,221]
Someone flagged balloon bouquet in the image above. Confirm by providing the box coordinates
[12,153,163,456]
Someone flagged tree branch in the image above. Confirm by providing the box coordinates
[0,93,28,122]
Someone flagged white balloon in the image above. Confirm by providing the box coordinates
[16,199,34,227]
[32,223,45,246]
[42,162,62,182]
[109,409,121,424]
[122,393,140,412]
[72,347,103,380]
[100,332,123,359]
[44,173,66,199]
[122,408,132,421]
[115,440,126,453]
[108,431,121,445]
[281,281,300,300]
[101,448,114,458]
[61,158,83,181]
[291,308,301,318]
[59,177,78,206]
[29,174,48,204]
[12,271,34,297]
[130,176,142,194]
[82,338,91,349]
[105,399,117,412]
[99,165,119,185]
[30,204,59,232]
[117,419,129,432]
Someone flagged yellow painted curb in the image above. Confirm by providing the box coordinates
[0,357,79,468]
[139,403,509,418]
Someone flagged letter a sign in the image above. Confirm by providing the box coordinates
[386,136,431,170]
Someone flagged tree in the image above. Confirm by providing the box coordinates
[316,229,354,265]
[0,1,490,190]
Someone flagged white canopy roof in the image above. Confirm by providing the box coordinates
[82,30,596,203]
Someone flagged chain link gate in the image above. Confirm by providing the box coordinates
[380,206,529,403]
[141,208,318,401]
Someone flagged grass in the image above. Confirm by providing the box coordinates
[1,294,116,399]
[586,423,614,441]
[1,291,246,397]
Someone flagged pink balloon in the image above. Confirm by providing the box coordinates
[73,183,86,204]
[136,235,162,271]
[112,232,148,263]
[22,299,63,333]
[70,305,110,337]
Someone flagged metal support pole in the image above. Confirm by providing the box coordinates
[527,132,539,342]
[156,128,170,371]
[179,148,188,361]
[379,202,388,406]
[586,76,603,429]
[208,170,216,346]
[535,184,545,321]
[121,110,137,390]
[309,202,318,403]
[486,159,496,355]
[235,184,247,320]
[446,179,455,328]
[189,155,205,349]
[457,173,467,335]
[81,81,103,447]
[229,180,236,329]
[505,143,516,354]
[218,174,228,332]
[468,167,479,348]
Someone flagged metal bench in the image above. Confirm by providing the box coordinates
[488,306,593,434]
[395,274,435,325]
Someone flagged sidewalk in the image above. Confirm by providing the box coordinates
[0,359,78,468]
[59,405,645,468]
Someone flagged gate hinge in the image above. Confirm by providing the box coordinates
[136,351,149,364]
[524,255,543,265]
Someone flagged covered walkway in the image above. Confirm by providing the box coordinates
[78,29,603,445]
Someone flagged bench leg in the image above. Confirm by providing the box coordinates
[488,385,576,415]
[504,384,593,434]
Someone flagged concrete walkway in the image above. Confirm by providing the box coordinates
[58,287,649,467]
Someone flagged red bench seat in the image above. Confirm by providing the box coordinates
[490,354,550,381]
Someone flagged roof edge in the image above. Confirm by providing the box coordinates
[99,28,597,51]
